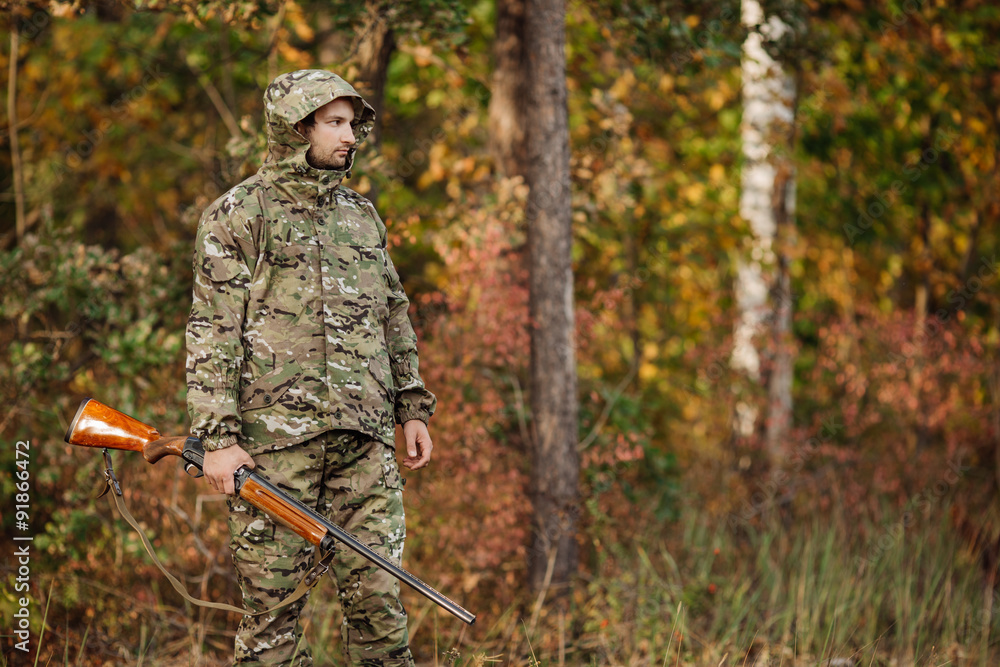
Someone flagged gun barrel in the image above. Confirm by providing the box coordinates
[235,467,477,625]
[65,399,477,625]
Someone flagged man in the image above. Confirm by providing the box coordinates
[186,69,436,666]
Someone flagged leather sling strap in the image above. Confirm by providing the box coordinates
[98,450,333,617]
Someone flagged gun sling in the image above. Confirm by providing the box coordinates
[98,449,332,617]
[67,398,476,624]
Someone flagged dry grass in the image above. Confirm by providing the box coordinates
[12,496,998,666]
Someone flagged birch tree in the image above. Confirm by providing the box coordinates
[732,0,797,462]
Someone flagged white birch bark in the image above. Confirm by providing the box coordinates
[732,0,796,455]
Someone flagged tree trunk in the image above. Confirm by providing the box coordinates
[489,0,527,178]
[766,164,795,455]
[355,0,395,148]
[8,24,26,244]
[732,0,797,464]
[354,0,395,205]
[911,200,932,451]
[524,0,579,595]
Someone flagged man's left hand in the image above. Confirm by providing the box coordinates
[402,420,433,470]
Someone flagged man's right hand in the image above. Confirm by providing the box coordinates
[204,445,256,495]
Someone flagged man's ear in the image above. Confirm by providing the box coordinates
[293,121,306,137]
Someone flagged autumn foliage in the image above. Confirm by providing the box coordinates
[2,0,1000,665]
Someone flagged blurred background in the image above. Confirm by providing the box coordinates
[1,0,999,664]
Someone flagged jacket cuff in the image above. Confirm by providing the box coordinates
[201,433,240,452]
[396,408,430,425]
[394,389,435,425]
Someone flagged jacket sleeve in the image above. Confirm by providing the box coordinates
[372,207,437,425]
[185,203,255,451]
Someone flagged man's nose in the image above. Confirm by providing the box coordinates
[344,128,356,145]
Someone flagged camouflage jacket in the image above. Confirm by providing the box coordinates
[186,70,436,454]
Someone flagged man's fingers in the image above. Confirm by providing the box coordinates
[405,430,418,459]
[404,439,432,470]
[403,450,424,470]
[401,420,432,470]
[419,440,433,466]
[204,445,255,495]
[212,473,229,494]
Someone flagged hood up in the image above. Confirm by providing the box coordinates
[259,70,376,183]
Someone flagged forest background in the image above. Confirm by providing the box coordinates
[2,0,1000,665]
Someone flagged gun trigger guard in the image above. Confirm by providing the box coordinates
[102,449,123,497]
[184,463,204,479]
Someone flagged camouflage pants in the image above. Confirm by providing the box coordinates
[227,430,413,666]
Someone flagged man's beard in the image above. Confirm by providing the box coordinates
[305,146,349,170]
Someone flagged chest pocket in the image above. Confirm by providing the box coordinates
[321,191,383,248]
[317,198,387,303]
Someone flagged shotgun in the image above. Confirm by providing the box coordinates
[65,397,475,625]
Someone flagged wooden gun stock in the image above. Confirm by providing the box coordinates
[66,398,189,463]
[64,397,476,625]
[240,475,329,546]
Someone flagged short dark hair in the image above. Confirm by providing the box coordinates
[298,110,317,130]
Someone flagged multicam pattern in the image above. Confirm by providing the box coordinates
[261,69,375,176]
[186,69,435,455]
[229,431,413,666]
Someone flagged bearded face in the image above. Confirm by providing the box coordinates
[296,98,357,170]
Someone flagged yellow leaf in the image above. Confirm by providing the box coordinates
[412,45,434,68]
[639,362,658,381]
[610,70,636,101]
[397,84,420,104]
[683,182,705,205]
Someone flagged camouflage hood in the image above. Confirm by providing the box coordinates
[260,70,376,181]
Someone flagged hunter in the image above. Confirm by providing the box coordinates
[186,69,436,666]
